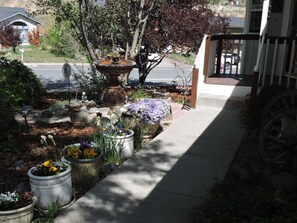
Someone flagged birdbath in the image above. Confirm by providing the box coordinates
[95,54,135,106]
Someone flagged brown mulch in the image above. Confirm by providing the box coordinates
[0,88,191,194]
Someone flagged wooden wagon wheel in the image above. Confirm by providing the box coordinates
[259,108,297,173]
[261,90,297,123]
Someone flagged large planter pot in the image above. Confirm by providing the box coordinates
[64,144,105,184]
[122,114,160,139]
[28,163,72,210]
[0,197,36,223]
[105,129,134,159]
[141,121,160,139]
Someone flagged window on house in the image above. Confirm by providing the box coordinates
[11,21,29,43]
[249,11,262,33]
[249,0,263,33]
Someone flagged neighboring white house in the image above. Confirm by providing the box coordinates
[0,7,41,45]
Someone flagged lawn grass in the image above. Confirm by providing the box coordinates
[2,46,196,65]
[167,53,195,65]
[3,46,88,63]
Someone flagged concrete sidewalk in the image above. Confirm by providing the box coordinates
[55,103,246,223]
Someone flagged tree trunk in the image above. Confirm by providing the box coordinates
[139,67,149,86]
[78,0,97,62]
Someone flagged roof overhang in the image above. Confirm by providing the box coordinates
[0,12,41,25]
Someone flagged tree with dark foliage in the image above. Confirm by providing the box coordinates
[0,24,22,53]
[139,0,229,84]
[32,0,229,85]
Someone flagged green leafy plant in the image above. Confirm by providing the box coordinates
[132,122,145,151]
[92,130,120,165]
[32,135,68,176]
[0,191,35,211]
[130,86,150,100]
[0,58,46,129]
[32,200,60,223]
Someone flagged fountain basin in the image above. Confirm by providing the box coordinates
[95,58,135,106]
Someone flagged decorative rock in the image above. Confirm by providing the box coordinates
[83,100,97,107]
[80,106,88,111]
[38,116,71,124]
[89,107,102,114]
[70,110,90,122]
[68,100,82,110]
[271,172,297,192]
[14,160,24,166]
[96,107,111,117]
[153,91,169,99]
[39,109,54,118]
[54,108,69,117]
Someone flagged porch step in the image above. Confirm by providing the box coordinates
[197,84,251,111]
[197,93,245,111]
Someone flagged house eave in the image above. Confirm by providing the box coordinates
[0,12,42,25]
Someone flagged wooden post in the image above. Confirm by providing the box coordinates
[216,39,223,75]
[250,71,259,100]
[190,68,198,108]
[203,36,211,82]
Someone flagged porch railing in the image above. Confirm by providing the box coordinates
[192,34,297,107]
[210,34,259,76]
[257,36,297,89]
[194,33,297,87]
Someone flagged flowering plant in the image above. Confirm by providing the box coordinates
[96,108,131,137]
[64,142,98,159]
[124,99,170,124]
[0,191,34,211]
[32,135,68,176]
[33,159,68,176]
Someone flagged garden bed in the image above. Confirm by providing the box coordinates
[0,88,190,197]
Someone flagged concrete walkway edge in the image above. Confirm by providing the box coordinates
[55,105,246,223]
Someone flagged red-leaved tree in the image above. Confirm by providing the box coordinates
[0,24,22,53]
[28,27,40,46]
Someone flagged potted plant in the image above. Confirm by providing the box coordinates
[27,135,72,210]
[122,99,170,138]
[0,191,36,223]
[63,141,105,184]
[96,108,134,160]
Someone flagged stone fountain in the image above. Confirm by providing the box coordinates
[95,53,135,106]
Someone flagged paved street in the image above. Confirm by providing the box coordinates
[27,58,193,91]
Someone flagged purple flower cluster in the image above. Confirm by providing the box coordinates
[127,99,169,124]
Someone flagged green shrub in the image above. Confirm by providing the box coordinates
[0,58,46,127]
[47,21,79,58]
[191,181,297,223]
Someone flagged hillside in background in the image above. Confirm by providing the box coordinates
[0,1,245,36]
[210,4,245,17]
[0,0,30,8]
[1,0,245,18]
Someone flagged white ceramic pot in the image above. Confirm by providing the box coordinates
[0,196,36,223]
[28,163,72,209]
[106,129,134,159]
